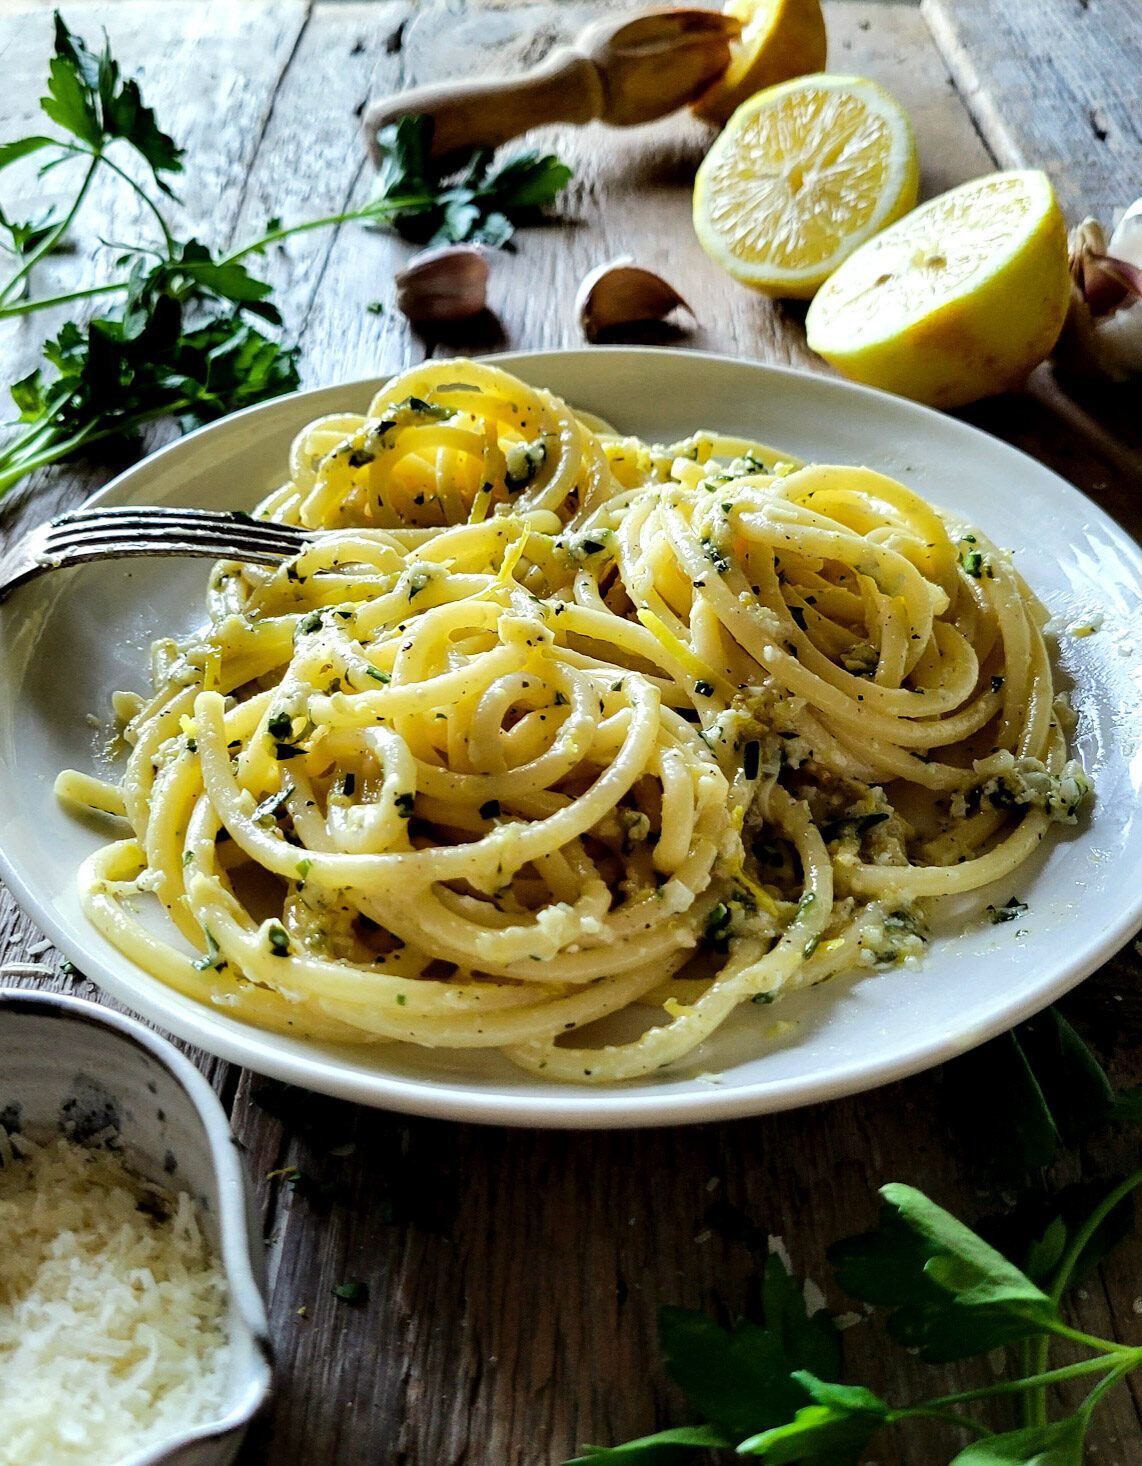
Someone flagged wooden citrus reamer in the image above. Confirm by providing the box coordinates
[361,8,739,164]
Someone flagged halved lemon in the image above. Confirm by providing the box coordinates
[691,0,828,128]
[693,74,919,299]
[805,170,1070,408]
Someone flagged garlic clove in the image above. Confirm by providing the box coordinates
[393,244,489,326]
[1053,213,1142,381]
[1089,297,1142,379]
[1108,197,1142,269]
[576,256,693,342]
[1069,217,1107,300]
[1070,217,1142,317]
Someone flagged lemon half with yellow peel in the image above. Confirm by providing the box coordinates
[691,0,827,127]
[693,74,919,299]
[805,170,1070,409]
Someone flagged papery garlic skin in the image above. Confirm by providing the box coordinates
[1091,300,1142,378]
[1099,200,1142,375]
[1053,204,1142,381]
[576,256,692,342]
[1108,198,1142,269]
[394,245,489,326]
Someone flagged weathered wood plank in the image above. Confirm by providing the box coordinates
[0,0,309,538]
[1,3,1140,1464]
[229,1029,1142,1466]
[224,1,419,387]
[922,0,1141,225]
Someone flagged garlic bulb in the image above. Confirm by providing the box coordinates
[576,257,692,342]
[1095,200,1142,377]
[394,245,488,326]
[1053,204,1142,381]
[1109,197,1142,266]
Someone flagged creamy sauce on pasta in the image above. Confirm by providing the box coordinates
[56,360,1090,1083]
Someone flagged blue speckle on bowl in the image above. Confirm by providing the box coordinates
[59,1072,121,1142]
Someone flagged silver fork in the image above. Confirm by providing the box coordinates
[0,504,312,603]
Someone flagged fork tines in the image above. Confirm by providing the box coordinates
[43,507,310,565]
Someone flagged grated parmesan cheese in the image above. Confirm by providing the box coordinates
[0,1132,232,1466]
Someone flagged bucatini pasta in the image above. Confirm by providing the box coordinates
[57,360,1090,1083]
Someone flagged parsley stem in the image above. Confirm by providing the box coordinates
[917,1352,1132,1409]
[0,152,101,308]
[0,280,129,320]
[0,422,101,497]
[1015,1338,1039,1430]
[1023,1167,1142,1427]
[1081,1356,1138,1412]
[220,191,439,266]
[0,397,193,498]
[1045,1320,1138,1356]
[1049,1168,1142,1307]
[889,1407,993,1437]
[0,191,435,319]
[94,152,177,253]
[0,411,71,466]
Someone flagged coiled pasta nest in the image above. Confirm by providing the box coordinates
[60,360,1090,1082]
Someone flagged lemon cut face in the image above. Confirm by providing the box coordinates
[691,0,828,128]
[693,74,919,299]
[805,170,1070,408]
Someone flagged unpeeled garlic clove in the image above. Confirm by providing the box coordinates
[576,256,693,342]
[1108,197,1142,268]
[1070,217,1142,316]
[394,244,489,326]
[1054,212,1142,381]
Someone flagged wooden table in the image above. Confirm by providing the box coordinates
[1,3,1140,1462]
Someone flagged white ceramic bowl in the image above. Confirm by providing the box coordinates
[0,988,272,1466]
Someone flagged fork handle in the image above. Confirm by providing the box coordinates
[363,48,603,165]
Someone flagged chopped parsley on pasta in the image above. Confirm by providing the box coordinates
[56,360,1090,1083]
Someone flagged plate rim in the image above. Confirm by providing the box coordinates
[2,346,1141,1128]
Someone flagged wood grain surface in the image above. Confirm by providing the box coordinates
[922,0,1141,225]
[0,4,1139,1464]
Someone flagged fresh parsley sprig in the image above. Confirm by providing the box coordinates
[0,14,572,500]
[0,12,184,312]
[366,113,572,248]
[570,1013,1141,1466]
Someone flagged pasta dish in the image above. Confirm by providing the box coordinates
[56,360,1090,1083]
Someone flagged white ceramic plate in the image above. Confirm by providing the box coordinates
[2,349,1140,1128]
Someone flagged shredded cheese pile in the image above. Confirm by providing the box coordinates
[0,1131,231,1466]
